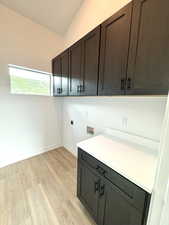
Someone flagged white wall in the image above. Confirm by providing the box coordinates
[62,97,167,155]
[147,94,169,225]
[0,4,64,167]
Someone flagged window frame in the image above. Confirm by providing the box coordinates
[8,64,53,97]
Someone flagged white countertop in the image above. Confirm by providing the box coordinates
[77,131,159,194]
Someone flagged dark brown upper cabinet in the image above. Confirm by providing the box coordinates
[69,40,83,96]
[80,26,101,96]
[98,3,132,96]
[52,56,61,96]
[52,50,69,96]
[69,27,100,96]
[127,0,169,95]
[52,0,169,97]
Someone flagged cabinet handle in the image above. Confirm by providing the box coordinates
[77,85,84,93]
[57,88,62,94]
[77,85,80,93]
[121,78,126,90]
[94,180,100,193]
[81,154,86,161]
[96,166,106,175]
[127,78,131,89]
[80,85,84,92]
[99,184,105,197]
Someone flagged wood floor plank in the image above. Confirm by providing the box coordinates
[0,148,96,225]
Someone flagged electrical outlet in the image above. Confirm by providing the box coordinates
[87,126,94,135]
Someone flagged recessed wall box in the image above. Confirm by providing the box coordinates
[87,126,94,135]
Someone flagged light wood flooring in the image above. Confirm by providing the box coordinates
[0,148,95,225]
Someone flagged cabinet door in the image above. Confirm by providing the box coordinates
[60,50,69,96]
[80,26,100,96]
[98,3,132,96]
[69,41,83,96]
[52,50,69,96]
[98,180,143,225]
[52,56,61,96]
[127,0,169,95]
[77,162,100,222]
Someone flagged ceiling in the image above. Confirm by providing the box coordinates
[0,0,84,35]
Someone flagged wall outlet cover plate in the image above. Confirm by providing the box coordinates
[87,126,94,135]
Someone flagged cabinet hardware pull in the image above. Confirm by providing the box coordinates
[57,88,61,94]
[81,154,86,161]
[94,180,100,193]
[57,88,63,94]
[121,79,125,90]
[80,85,84,92]
[99,184,105,197]
[77,85,80,93]
[96,166,106,175]
[127,78,131,89]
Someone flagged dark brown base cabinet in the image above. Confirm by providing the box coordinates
[77,148,151,225]
[52,0,169,96]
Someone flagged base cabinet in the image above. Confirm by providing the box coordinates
[77,163,99,222]
[77,148,150,225]
[97,180,143,225]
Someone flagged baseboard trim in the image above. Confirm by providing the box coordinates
[63,145,77,157]
[0,144,61,169]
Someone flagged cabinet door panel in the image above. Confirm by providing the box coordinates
[81,26,100,96]
[52,57,61,96]
[98,180,143,225]
[127,0,169,95]
[69,41,82,96]
[99,3,132,95]
[77,162,99,222]
[52,50,69,96]
[60,50,69,96]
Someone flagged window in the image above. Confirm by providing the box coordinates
[9,64,52,96]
